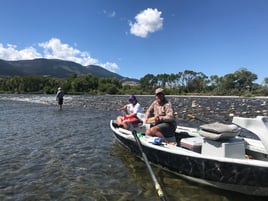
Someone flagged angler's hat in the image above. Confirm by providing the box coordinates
[128,95,136,100]
[155,88,164,95]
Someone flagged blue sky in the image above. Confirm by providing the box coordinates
[0,0,267,84]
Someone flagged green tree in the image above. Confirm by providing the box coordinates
[98,77,121,94]
[233,68,257,92]
[139,74,157,90]
[189,72,209,93]
[70,75,98,92]
[264,77,268,87]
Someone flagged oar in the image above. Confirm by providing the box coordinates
[186,114,208,123]
[187,114,232,124]
[132,130,167,201]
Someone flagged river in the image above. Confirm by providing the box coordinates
[0,94,267,201]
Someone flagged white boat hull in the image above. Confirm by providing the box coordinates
[110,120,268,196]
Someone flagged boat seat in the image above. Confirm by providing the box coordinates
[199,122,240,140]
[233,116,268,153]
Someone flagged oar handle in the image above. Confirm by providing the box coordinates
[187,114,196,119]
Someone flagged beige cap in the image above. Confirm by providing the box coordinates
[155,88,164,94]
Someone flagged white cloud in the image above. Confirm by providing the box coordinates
[38,38,98,66]
[100,62,119,72]
[103,10,116,18]
[0,38,119,72]
[109,11,116,18]
[129,8,163,38]
[0,44,41,60]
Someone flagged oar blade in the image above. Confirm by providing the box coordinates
[131,129,167,201]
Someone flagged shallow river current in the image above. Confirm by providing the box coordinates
[0,94,267,201]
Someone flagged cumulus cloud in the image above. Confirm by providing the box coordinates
[0,44,41,60]
[100,62,118,72]
[0,38,118,72]
[129,8,163,38]
[38,38,98,66]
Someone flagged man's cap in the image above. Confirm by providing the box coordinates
[155,88,164,94]
[128,95,136,100]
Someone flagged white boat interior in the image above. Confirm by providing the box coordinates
[134,113,268,161]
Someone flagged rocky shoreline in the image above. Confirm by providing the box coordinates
[68,95,268,125]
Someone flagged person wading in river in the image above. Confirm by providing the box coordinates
[56,87,64,111]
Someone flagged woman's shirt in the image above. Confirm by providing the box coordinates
[127,102,142,115]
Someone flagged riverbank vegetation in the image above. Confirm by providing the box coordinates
[1,68,268,96]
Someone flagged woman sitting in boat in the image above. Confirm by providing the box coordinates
[145,88,177,144]
[117,95,143,129]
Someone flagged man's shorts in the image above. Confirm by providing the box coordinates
[58,98,63,105]
[157,122,176,138]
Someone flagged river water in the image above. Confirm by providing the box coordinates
[0,94,267,201]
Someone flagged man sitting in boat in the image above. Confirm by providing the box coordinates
[145,88,177,144]
[117,95,143,129]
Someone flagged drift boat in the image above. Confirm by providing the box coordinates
[110,115,268,196]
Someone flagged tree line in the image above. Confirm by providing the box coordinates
[140,68,268,96]
[0,68,268,96]
[0,74,122,94]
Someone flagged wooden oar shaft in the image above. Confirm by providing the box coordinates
[132,130,167,201]
[141,152,165,199]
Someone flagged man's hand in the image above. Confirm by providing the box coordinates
[145,116,159,124]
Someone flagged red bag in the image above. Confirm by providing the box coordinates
[123,116,140,125]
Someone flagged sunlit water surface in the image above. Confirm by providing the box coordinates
[0,94,267,201]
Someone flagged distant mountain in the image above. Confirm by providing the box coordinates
[0,58,138,82]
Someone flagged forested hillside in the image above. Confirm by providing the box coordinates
[0,58,137,82]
